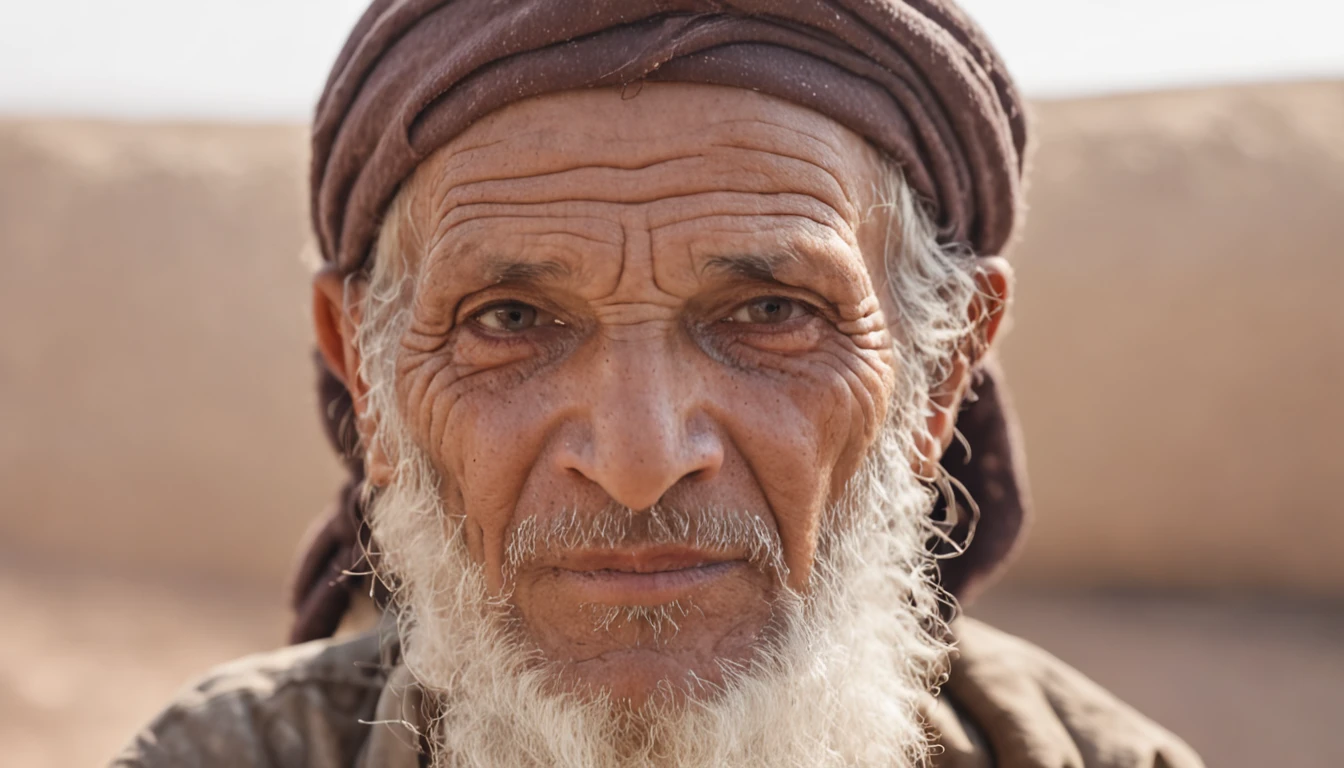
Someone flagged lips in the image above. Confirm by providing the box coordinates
[547,545,746,605]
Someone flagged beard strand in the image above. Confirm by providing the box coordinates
[364,410,951,768]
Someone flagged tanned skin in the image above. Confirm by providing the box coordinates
[313,84,1009,706]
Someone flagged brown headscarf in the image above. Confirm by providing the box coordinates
[292,0,1032,643]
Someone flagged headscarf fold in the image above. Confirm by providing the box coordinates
[293,0,1031,643]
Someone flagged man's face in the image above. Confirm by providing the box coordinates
[365,84,901,702]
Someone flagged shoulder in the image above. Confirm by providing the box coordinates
[110,631,387,768]
[940,617,1205,768]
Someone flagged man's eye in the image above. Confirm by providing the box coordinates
[725,296,806,325]
[474,302,559,332]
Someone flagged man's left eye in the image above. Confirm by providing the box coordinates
[725,296,807,325]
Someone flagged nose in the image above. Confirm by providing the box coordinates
[558,339,723,511]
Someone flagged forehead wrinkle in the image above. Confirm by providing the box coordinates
[647,198,851,239]
[425,107,846,187]
[425,164,837,218]
[419,136,509,193]
[407,83,881,215]
[702,114,875,212]
[420,132,717,215]
[419,136,860,222]
[705,138,856,221]
[428,207,621,249]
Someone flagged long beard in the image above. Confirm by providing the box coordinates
[366,413,951,768]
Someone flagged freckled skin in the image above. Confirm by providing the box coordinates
[314,84,1005,707]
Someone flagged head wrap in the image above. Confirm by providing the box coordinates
[292,0,1032,643]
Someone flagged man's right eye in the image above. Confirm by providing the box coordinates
[473,302,563,333]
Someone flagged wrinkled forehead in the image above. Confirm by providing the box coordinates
[392,84,891,253]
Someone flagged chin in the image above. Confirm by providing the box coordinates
[515,581,777,708]
[508,556,781,708]
[546,638,755,710]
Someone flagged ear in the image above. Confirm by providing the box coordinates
[913,257,1013,477]
[312,267,394,486]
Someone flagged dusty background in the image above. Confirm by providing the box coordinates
[2,81,1342,767]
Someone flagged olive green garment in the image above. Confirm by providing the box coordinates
[110,618,1202,768]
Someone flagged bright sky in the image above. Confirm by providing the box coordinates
[2,0,1342,120]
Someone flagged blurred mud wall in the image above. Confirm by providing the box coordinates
[2,81,1341,596]
[1001,82,1344,594]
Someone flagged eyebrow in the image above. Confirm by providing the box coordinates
[702,252,800,283]
[482,257,572,284]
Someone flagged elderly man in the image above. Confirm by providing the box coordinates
[115,2,1202,766]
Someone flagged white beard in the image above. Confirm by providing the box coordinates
[365,411,951,768]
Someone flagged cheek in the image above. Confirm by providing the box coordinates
[396,344,564,581]
[709,339,894,587]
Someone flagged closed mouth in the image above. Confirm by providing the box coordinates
[547,546,746,605]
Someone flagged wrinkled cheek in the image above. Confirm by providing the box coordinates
[416,372,576,588]
[828,344,897,490]
[388,358,486,568]
[720,351,892,589]
[394,350,458,463]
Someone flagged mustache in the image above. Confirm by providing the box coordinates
[504,503,787,578]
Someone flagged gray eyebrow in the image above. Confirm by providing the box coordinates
[701,253,799,283]
[483,257,572,284]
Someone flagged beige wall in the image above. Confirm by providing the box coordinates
[0,122,334,589]
[999,83,1344,594]
[2,81,1341,596]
